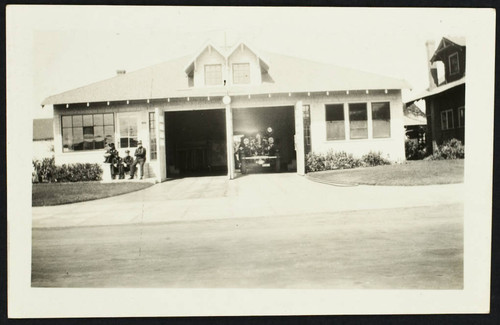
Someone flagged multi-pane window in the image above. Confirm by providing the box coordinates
[62,113,114,152]
[205,64,222,86]
[458,107,465,128]
[441,109,454,130]
[325,104,345,140]
[149,112,157,160]
[303,105,312,154]
[233,63,250,84]
[371,102,391,138]
[449,52,459,75]
[349,103,368,139]
[119,115,138,148]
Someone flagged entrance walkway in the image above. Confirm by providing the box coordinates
[32,173,464,228]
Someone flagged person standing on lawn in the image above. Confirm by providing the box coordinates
[129,140,147,179]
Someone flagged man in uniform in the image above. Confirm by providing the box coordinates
[129,140,147,179]
[104,143,119,179]
[122,150,134,178]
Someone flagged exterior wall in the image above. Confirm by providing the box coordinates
[425,84,465,153]
[227,45,262,85]
[33,140,54,160]
[51,89,406,180]
[308,90,406,162]
[52,102,160,179]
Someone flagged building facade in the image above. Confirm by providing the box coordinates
[42,42,409,182]
[407,37,466,154]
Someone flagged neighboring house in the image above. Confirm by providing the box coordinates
[406,37,465,154]
[403,102,427,144]
[33,118,54,159]
[41,41,410,182]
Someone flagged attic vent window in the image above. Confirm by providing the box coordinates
[204,64,222,86]
[233,63,250,84]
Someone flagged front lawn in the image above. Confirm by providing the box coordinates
[307,159,464,186]
[32,182,154,206]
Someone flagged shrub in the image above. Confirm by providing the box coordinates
[32,157,57,183]
[306,152,325,172]
[405,139,427,160]
[324,150,361,170]
[429,138,464,160]
[361,151,391,167]
[32,160,102,183]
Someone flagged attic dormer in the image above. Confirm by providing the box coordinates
[184,41,270,88]
[430,37,466,84]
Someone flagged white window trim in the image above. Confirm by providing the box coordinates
[458,106,465,128]
[117,112,140,149]
[204,64,223,86]
[347,102,369,140]
[324,103,347,141]
[232,62,251,85]
[441,109,454,130]
[371,101,392,139]
[449,52,459,76]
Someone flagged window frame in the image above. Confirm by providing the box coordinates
[204,64,223,86]
[61,113,114,152]
[371,101,391,139]
[441,109,455,130]
[149,112,158,160]
[117,113,139,149]
[232,63,251,84]
[457,106,465,128]
[348,102,368,140]
[449,52,460,76]
[325,103,346,141]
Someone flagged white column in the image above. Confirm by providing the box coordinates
[155,107,167,181]
[225,103,235,179]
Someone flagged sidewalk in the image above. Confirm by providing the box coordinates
[32,173,464,228]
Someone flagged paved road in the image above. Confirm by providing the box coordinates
[32,174,464,288]
[32,203,463,289]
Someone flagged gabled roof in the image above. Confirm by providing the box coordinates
[403,103,426,126]
[431,36,466,62]
[226,41,270,71]
[33,118,54,140]
[42,47,410,106]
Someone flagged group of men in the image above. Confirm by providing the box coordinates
[104,141,147,180]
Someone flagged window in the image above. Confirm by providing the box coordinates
[371,102,391,138]
[441,109,454,130]
[303,105,312,154]
[205,64,222,86]
[233,63,250,84]
[349,103,368,139]
[458,107,465,128]
[149,112,157,160]
[325,104,345,140]
[61,113,114,152]
[449,52,459,75]
[119,115,138,148]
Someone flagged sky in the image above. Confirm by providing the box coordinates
[10,6,472,119]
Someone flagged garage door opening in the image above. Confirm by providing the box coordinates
[233,106,296,174]
[165,109,227,177]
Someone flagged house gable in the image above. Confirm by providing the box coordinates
[430,37,466,84]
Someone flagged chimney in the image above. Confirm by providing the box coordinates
[116,70,126,76]
[425,40,438,90]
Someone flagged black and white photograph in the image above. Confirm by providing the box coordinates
[6,5,495,317]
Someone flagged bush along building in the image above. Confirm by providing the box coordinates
[41,41,410,182]
[406,37,465,154]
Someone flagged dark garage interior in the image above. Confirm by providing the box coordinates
[165,109,227,177]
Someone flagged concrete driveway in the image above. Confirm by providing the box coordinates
[32,173,464,228]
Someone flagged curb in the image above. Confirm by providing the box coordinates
[305,175,359,187]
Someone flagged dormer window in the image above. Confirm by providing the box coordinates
[233,63,250,84]
[449,52,459,75]
[205,64,222,86]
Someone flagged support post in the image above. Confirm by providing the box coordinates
[225,103,235,179]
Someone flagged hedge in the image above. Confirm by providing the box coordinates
[32,157,102,183]
[306,150,390,173]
